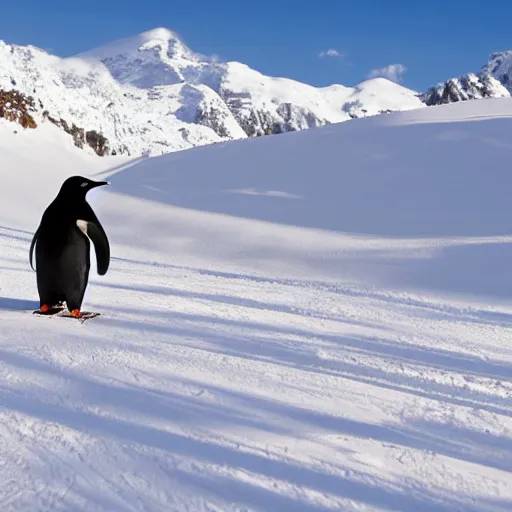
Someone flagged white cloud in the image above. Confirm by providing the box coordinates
[368,64,407,83]
[318,48,343,58]
[207,53,221,63]
[197,52,221,63]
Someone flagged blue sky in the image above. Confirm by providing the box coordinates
[2,0,512,91]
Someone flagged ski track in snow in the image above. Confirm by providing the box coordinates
[1,228,511,512]
[1,100,512,511]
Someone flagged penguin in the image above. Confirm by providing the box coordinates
[29,176,110,317]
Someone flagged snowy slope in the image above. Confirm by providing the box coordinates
[0,28,424,156]
[1,99,512,511]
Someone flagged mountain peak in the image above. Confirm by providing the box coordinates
[77,26,195,62]
[421,71,509,106]
[481,50,512,92]
[138,27,180,42]
[74,27,200,88]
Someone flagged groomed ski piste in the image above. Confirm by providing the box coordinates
[1,98,511,511]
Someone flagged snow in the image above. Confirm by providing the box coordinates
[1,97,512,511]
[77,28,191,63]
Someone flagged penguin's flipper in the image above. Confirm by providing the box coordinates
[29,226,40,271]
[76,218,110,275]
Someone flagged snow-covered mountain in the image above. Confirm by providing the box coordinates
[0,28,424,156]
[482,50,512,92]
[4,26,512,157]
[421,72,509,106]
[422,50,512,106]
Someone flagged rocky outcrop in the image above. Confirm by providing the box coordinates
[195,104,230,138]
[275,103,328,133]
[86,130,110,156]
[233,108,280,137]
[421,73,509,106]
[342,100,368,119]
[175,83,247,141]
[0,86,112,156]
[224,96,329,138]
[0,89,38,128]
[42,111,111,156]
[430,72,508,104]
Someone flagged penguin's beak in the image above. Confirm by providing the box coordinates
[91,180,110,188]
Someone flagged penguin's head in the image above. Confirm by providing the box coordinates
[59,176,110,197]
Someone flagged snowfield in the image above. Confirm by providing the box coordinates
[1,98,512,511]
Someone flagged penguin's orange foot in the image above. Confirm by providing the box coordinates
[40,304,51,313]
[70,309,82,318]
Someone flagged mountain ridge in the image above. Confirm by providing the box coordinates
[422,49,512,106]
[0,28,424,156]
[1,27,511,156]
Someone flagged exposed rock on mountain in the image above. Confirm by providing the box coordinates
[42,111,111,156]
[0,89,38,129]
[421,72,509,106]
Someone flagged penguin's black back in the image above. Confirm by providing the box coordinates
[35,201,91,310]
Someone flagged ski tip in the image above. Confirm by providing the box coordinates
[58,311,101,322]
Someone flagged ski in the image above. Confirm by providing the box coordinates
[33,308,100,322]
[57,311,100,322]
